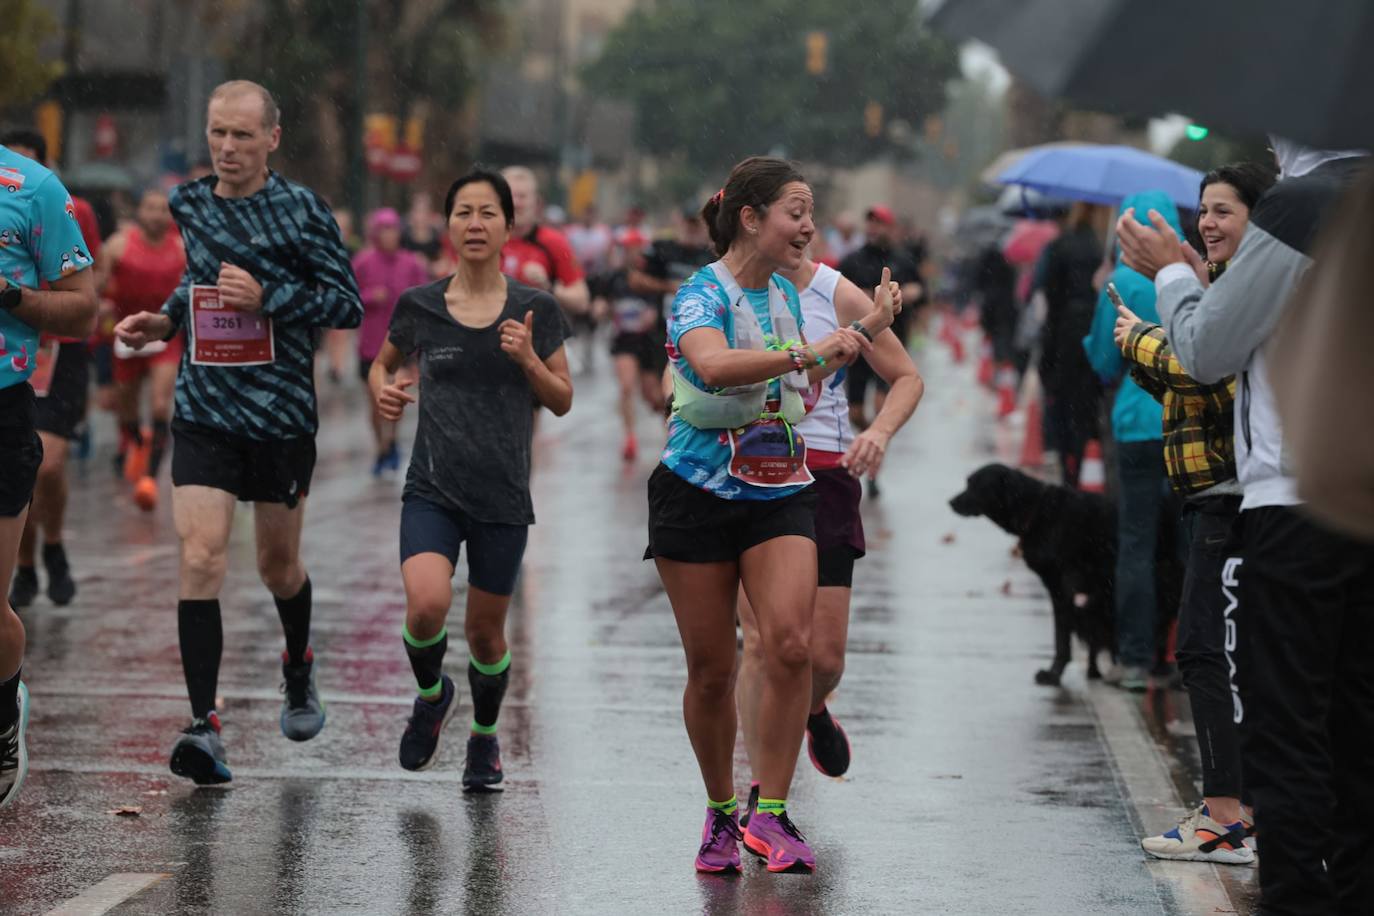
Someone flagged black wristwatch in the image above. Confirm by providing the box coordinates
[0,285,21,313]
[849,319,873,343]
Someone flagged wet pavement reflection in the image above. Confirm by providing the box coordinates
[0,341,1254,914]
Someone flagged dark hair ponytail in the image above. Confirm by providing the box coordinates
[700,156,808,256]
[1200,160,1278,211]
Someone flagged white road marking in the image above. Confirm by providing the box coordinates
[44,873,169,916]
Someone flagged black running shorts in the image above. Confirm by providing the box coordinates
[610,330,668,373]
[399,495,529,596]
[171,419,316,508]
[33,342,90,440]
[645,463,817,564]
[0,384,42,518]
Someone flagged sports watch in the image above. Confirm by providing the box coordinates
[849,319,873,343]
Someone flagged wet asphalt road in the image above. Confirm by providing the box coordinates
[0,332,1257,915]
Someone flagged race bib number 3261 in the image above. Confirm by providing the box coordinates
[189,284,274,367]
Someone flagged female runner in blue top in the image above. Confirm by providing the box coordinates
[647,156,896,873]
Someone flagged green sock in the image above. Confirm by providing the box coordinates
[757,797,786,817]
[707,795,738,816]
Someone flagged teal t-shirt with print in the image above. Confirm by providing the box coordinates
[0,146,92,390]
[662,266,809,501]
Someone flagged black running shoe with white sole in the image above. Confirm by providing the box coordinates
[399,675,457,772]
[169,713,232,785]
[0,683,30,810]
[462,734,504,792]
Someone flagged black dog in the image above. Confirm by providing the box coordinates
[950,463,1181,686]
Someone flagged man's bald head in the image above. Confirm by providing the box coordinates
[502,166,540,232]
[208,80,280,131]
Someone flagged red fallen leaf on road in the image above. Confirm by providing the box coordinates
[109,806,143,817]
[941,532,956,544]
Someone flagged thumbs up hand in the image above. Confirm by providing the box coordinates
[499,309,538,369]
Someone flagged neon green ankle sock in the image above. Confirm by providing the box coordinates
[757,797,786,817]
[707,795,738,816]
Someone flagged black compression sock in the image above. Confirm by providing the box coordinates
[274,577,312,666]
[468,652,511,733]
[178,599,223,721]
[403,625,447,700]
[0,668,19,731]
[149,420,170,476]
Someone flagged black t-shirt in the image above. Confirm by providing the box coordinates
[387,278,572,525]
[838,242,921,293]
[641,240,714,318]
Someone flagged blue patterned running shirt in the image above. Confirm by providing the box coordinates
[160,172,362,440]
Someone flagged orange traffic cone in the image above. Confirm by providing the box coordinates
[1079,439,1106,493]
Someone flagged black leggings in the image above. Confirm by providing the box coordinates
[1175,497,1244,799]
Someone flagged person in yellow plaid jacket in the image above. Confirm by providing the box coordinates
[1107,161,1276,865]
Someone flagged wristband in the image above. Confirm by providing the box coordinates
[806,345,825,368]
[849,319,873,343]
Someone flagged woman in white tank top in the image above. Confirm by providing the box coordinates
[736,254,925,795]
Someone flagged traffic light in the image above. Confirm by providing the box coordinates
[806,31,828,76]
[1185,123,1210,141]
[864,101,883,138]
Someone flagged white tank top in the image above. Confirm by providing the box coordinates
[795,263,854,453]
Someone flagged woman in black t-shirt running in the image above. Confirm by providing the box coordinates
[368,169,573,791]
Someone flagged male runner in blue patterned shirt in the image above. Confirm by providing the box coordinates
[116,80,362,784]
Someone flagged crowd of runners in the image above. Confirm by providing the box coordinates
[0,81,935,874]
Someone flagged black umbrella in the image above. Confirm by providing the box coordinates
[929,0,1374,150]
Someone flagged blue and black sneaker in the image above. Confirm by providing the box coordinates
[399,675,457,772]
[462,734,504,792]
[169,712,232,785]
[280,649,326,742]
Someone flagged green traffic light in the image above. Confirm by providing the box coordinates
[1185,124,1210,141]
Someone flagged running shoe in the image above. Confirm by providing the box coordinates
[1141,805,1255,865]
[806,706,852,777]
[866,477,881,500]
[621,434,638,463]
[1103,663,1150,693]
[739,782,760,831]
[133,476,158,512]
[462,734,504,792]
[743,810,816,872]
[382,443,401,473]
[8,566,37,609]
[398,675,457,772]
[280,650,326,741]
[695,806,743,873]
[123,437,150,484]
[169,712,232,785]
[0,682,30,810]
[42,543,75,607]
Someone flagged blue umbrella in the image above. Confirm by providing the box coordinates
[995,144,1205,210]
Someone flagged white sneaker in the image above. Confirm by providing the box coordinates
[0,682,30,810]
[1142,805,1255,865]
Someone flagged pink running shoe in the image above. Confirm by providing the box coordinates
[695,807,742,873]
[743,811,816,872]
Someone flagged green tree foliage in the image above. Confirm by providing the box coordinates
[224,0,506,171]
[583,0,958,171]
[0,1,63,107]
